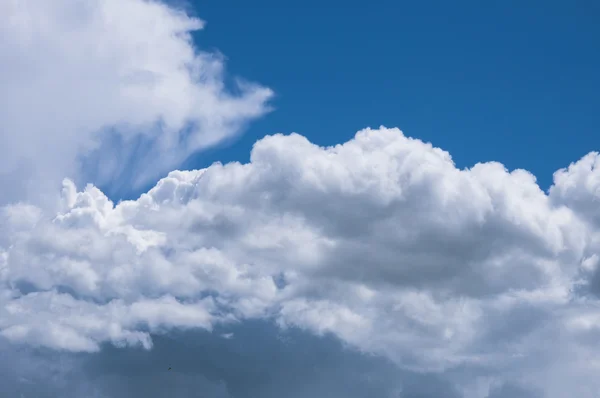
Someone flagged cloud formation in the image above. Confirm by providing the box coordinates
[2,1,600,396]
[2,127,600,397]
[0,0,272,204]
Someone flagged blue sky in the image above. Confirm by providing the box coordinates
[174,0,599,194]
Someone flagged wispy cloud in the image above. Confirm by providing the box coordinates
[0,0,272,205]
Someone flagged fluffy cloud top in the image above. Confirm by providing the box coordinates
[2,127,600,397]
[0,0,272,204]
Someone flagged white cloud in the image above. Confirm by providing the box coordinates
[550,152,600,227]
[0,0,272,204]
[2,127,600,397]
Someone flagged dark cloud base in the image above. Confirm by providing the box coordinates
[1,320,472,398]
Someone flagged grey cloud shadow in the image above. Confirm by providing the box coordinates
[2,320,464,398]
[85,320,403,398]
[487,382,543,398]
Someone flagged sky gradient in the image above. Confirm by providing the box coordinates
[176,0,599,194]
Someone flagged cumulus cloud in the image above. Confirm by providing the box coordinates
[0,0,272,204]
[2,127,600,397]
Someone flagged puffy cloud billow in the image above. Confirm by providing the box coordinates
[1,128,600,397]
[2,1,600,397]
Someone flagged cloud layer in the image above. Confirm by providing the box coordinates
[2,127,600,397]
[0,0,272,204]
